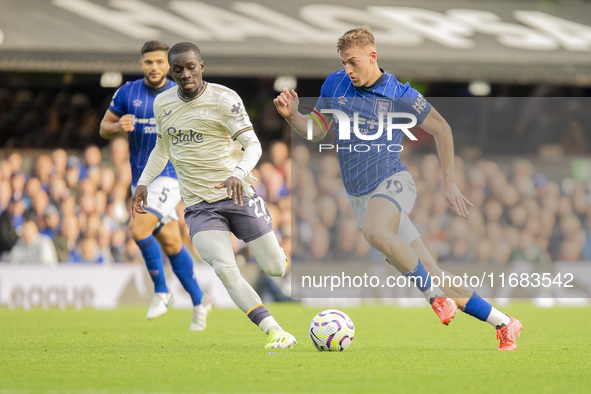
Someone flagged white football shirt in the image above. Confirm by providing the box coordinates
[150,82,257,206]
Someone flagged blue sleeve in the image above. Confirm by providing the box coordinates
[397,82,431,124]
[108,84,128,117]
[314,75,332,111]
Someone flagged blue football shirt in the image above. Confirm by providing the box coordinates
[109,78,177,187]
[316,69,431,196]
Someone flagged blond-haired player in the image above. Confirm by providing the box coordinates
[275,26,523,351]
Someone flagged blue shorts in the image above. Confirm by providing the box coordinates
[185,194,273,242]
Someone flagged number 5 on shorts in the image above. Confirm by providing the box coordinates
[159,187,169,203]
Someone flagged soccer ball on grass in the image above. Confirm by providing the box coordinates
[309,309,355,351]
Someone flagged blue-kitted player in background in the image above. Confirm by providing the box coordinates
[275,26,523,350]
[100,41,211,331]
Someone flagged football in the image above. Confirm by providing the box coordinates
[309,309,355,351]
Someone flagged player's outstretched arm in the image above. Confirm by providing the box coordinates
[417,107,473,217]
[131,185,148,217]
[99,111,135,139]
[273,87,328,142]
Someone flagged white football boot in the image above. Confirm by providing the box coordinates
[146,292,173,320]
[189,294,213,331]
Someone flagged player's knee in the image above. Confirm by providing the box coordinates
[159,237,182,256]
[213,263,240,287]
[130,223,150,242]
[266,264,286,278]
[362,225,387,249]
[129,216,156,241]
[248,233,286,277]
[260,249,286,277]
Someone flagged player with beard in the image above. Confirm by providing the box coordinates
[100,41,211,331]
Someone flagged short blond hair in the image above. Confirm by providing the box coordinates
[336,25,375,54]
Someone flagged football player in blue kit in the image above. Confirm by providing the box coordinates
[100,41,211,331]
[274,26,522,350]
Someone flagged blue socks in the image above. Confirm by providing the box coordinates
[137,235,203,306]
[463,292,493,321]
[402,259,432,292]
[402,259,443,303]
[136,235,168,293]
[169,247,204,306]
[401,259,442,301]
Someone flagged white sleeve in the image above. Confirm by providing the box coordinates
[231,129,262,180]
[137,138,169,187]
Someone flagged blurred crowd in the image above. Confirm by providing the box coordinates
[291,144,591,266]
[0,89,107,149]
[0,139,293,266]
[1,130,591,271]
[1,85,590,271]
[0,143,140,265]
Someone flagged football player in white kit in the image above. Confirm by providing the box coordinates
[132,42,296,349]
[100,41,209,330]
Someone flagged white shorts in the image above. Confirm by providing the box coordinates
[348,171,420,244]
[132,176,180,225]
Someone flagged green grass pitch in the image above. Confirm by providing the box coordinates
[1,303,590,393]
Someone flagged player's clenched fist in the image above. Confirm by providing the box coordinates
[119,114,135,133]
